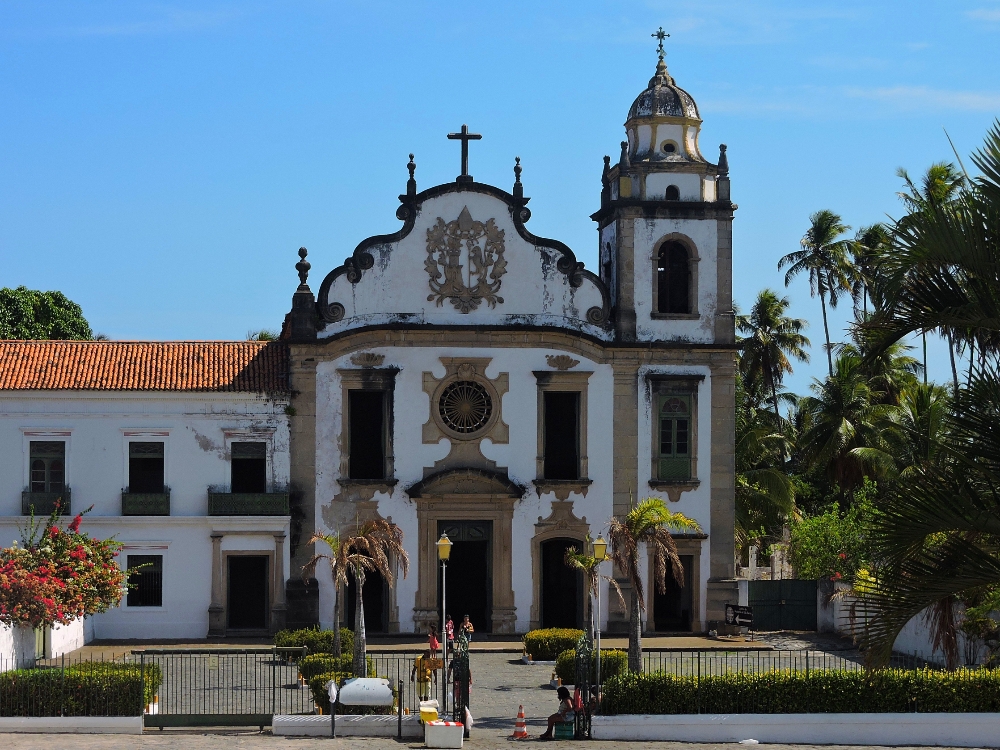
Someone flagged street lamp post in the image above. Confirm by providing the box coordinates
[592,535,608,698]
[436,533,453,713]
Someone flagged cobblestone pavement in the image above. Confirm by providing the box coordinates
[0,731,982,750]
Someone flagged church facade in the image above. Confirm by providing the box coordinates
[0,53,737,642]
[284,52,738,636]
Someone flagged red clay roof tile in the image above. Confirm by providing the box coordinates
[0,341,289,393]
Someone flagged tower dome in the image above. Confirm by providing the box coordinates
[623,53,706,164]
[627,58,700,121]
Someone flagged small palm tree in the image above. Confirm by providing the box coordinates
[305,520,409,676]
[850,224,891,316]
[737,289,810,420]
[608,498,702,673]
[778,210,855,377]
[564,544,624,642]
[303,531,345,656]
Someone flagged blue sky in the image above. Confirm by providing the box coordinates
[2,0,999,396]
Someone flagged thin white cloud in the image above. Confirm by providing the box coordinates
[11,7,237,39]
[967,8,1000,21]
[845,85,1000,112]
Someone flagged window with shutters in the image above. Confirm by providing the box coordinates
[30,441,65,493]
[128,442,164,493]
[657,395,692,480]
[126,555,163,607]
[231,442,267,493]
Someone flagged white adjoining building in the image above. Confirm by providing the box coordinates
[0,53,739,645]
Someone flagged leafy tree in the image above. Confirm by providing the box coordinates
[0,286,93,340]
[608,498,701,672]
[788,485,876,582]
[736,289,810,420]
[779,210,856,377]
[247,329,279,341]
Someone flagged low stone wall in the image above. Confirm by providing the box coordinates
[272,714,422,737]
[0,717,142,734]
[592,712,1000,746]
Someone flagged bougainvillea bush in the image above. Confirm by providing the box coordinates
[0,505,126,628]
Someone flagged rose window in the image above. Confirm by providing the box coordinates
[438,380,493,434]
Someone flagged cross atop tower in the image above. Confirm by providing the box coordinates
[447,124,482,184]
[652,26,669,61]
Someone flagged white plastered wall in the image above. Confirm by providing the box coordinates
[632,217,719,343]
[0,391,291,640]
[313,347,616,634]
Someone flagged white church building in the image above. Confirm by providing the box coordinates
[0,51,738,644]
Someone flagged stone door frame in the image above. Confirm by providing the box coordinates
[412,494,517,634]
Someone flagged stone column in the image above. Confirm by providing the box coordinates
[271,533,288,632]
[608,360,640,633]
[707,354,740,633]
[208,533,225,636]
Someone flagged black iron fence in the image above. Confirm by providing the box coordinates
[639,648,937,677]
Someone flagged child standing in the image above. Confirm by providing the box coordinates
[410,649,437,701]
[445,614,455,653]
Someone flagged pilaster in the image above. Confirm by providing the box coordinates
[287,345,319,627]
[708,354,739,633]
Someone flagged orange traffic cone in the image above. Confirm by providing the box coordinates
[511,705,529,739]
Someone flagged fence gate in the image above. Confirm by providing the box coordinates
[747,579,817,631]
[137,647,313,727]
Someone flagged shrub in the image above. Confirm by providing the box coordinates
[522,628,584,661]
[308,672,396,715]
[298,653,373,682]
[0,662,162,716]
[555,648,628,683]
[274,627,354,656]
[601,668,1000,715]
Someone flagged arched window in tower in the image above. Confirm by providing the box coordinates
[656,241,691,314]
[665,185,680,200]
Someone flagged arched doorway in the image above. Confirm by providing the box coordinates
[345,567,388,634]
[540,537,584,629]
[652,554,693,632]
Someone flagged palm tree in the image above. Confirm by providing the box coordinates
[850,224,891,316]
[735,372,796,547]
[608,498,702,673]
[307,520,409,676]
[836,324,922,406]
[303,531,345,657]
[883,383,950,480]
[779,210,856,377]
[737,289,810,420]
[563,544,624,642]
[797,353,898,494]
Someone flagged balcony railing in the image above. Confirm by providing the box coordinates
[121,490,171,516]
[207,491,289,516]
[657,456,694,481]
[21,490,71,516]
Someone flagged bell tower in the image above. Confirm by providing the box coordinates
[591,34,734,345]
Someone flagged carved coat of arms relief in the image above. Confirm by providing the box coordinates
[425,206,506,313]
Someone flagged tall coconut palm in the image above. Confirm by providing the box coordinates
[737,289,811,420]
[608,498,702,673]
[563,544,624,642]
[797,353,898,494]
[850,224,891,316]
[779,210,856,377]
[320,520,409,676]
[303,531,345,657]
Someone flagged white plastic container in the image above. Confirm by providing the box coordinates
[425,720,464,748]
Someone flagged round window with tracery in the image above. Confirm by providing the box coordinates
[438,380,493,435]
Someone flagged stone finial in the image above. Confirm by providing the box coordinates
[513,156,523,199]
[601,155,611,206]
[406,153,417,197]
[718,144,729,176]
[619,140,630,169]
[295,247,311,290]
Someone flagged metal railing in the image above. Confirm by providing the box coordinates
[639,648,935,676]
[20,490,71,516]
[121,490,170,516]
[207,491,289,516]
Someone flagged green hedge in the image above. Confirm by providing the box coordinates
[298,653,374,683]
[0,662,163,717]
[601,669,1000,715]
[554,648,628,684]
[308,672,396,715]
[274,627,355,656]
[522,628,584,661]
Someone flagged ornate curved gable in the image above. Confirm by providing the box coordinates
[405,468,525,499]
[315,176,611,339]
